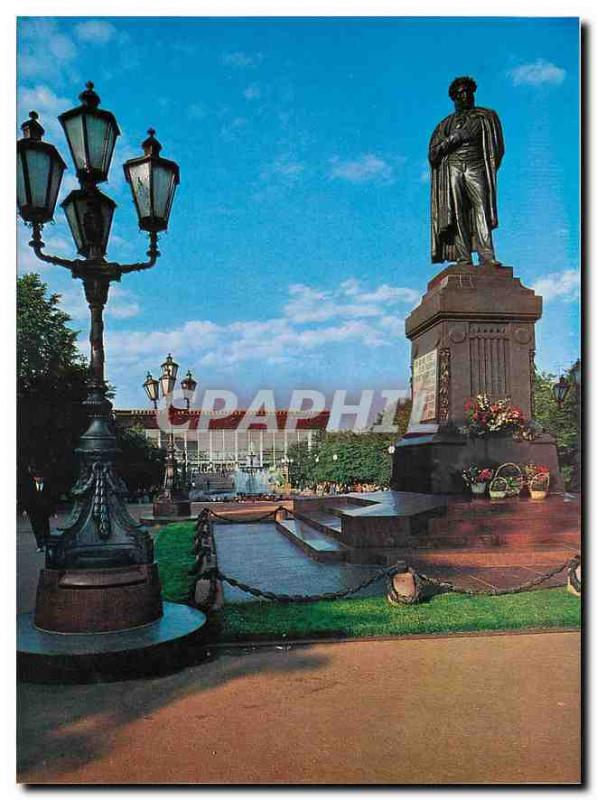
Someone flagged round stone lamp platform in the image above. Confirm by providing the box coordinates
[18,601,207,683]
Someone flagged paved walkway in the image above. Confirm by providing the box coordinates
[17,632,580,784]
[213,522,384,603]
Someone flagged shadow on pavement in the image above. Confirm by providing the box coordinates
[17,645,329,781]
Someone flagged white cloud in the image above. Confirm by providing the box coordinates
[17,85,72,142]
[101,277,421,373]
[243,83,261,100]
[509,59,566,86]
[222,51,263,68]
[74,21,117,44]
[18,20,77,82]
[329,154,394,184]
[258,155,305,191]
[285,280,418,324]
[532,269,580,302]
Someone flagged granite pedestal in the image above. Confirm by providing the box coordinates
[392,263,562,493]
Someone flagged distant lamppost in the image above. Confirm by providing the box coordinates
[16,82,180,634]
[553,375,571,408]
[143,354,194,519]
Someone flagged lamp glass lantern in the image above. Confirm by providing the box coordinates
[143,372,160,405]
[553,376,571,407]
[160,354,179,397]
[180,370,197,395]
[17,112,67,224]
[61,188,116,258]
[180,370,197,406]
[124,129,180,233]
[59,82,120,184]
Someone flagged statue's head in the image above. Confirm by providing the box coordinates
[449,76,477,111]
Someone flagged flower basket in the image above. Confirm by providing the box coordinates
[461,466,494,497]
[493,462,524,497]
[529,473,550,500]
[488,476,508,500]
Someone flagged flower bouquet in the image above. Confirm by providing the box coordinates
[460,394,536,440]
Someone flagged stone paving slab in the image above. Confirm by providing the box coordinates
[213,522,385,604]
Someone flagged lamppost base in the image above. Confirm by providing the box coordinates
[18,601,207,684]
[33,563,163,634]
[152,498,192,518]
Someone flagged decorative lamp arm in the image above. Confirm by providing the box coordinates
[117,232,160,274]
[28,224,80,271]
[27,225,160,278]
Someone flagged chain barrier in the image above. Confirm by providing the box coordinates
[213,563,402,603]
[410,555,581,597]
[189,507,581,608]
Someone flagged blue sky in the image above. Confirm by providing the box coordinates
[17,17,580,408]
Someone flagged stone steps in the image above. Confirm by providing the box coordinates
[275,518,348,563]
[292,510,343,538]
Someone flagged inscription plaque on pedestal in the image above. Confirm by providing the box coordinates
[409,349,438,430]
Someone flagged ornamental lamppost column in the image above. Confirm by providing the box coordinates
[143,354,195,520]
[17,82,180,634]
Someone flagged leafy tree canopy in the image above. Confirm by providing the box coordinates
[287,399,412,488]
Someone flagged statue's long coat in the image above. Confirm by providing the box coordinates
[429,107,504,263]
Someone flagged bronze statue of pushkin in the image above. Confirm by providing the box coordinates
[429,76,504,265]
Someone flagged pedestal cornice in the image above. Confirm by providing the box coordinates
[406,264,542,339]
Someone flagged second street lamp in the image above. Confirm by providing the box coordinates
[143,356,193,521]
[16,82,180,635]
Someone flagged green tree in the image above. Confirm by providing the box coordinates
[310,431,396,486]
[115,424,165,496]
[286,399,413,489]
[18,273,166,503]
[17,273,89,503]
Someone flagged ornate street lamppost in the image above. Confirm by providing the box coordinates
[143,354,193,519]
[17,83,180,634]
[553,375,571,408]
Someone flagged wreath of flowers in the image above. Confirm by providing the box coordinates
[459,394,538,440]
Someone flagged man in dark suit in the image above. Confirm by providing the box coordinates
[23,467,54,552]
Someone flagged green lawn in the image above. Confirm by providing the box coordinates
[154,522,197,603]
[154,521,581,642]
[215,589,580,642]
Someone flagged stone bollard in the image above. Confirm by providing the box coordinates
[567,557,581,597]
[386,565,446,605]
